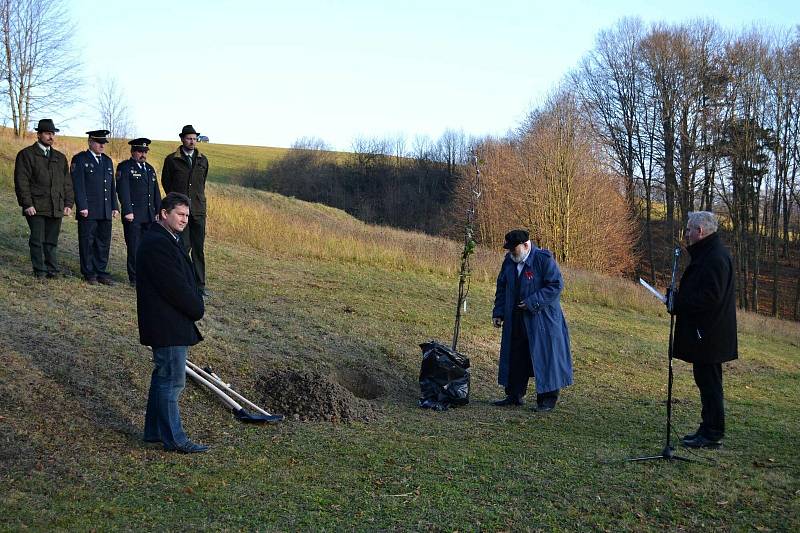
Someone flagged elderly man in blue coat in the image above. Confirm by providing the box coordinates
[492,229,573,411]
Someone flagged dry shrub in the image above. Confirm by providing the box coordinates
[468,90,637,276]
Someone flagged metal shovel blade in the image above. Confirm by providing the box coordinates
[233,408,285,424]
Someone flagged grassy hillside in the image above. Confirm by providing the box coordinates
[1,134,799,530]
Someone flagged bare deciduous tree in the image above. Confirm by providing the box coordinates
[95,76,134,159]
[292,136,329,151]
[1,0,81,136]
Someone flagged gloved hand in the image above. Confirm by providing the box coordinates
[665,288,677,315]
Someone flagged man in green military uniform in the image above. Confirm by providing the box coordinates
[13,119,75,279]
[161,125,210,296]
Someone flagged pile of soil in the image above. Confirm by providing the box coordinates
[256,370,379,422]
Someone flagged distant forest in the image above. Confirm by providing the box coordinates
[240,19,800,321]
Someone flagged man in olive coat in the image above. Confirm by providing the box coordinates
[138,192,207,453]
[116,138,161,286]
[492,229,573,412]
[161,125,209,296]
[13,119,74,278]
[670,211,738,449]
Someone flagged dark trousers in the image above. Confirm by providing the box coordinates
[77,218,112,280]
[25,214,62,275]
[505,309,534,399]
[692,363,725,439]
[143,346,189,448]
[181,215,206,288]
[122,221,151,282]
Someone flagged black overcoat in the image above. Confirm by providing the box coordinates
[161,148,208,215]
[14,143,74,217]
[136,223,204,348]
[673,232,738,364]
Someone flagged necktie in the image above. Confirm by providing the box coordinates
[45,148,50,158]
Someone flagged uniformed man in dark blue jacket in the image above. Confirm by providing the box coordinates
[116,138,162,286]
[71,130,119,285]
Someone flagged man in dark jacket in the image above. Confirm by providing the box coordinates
[161,125,210,296]
[71,130,119,285]
[492,229,573,412]
[137,192,207,453]
[671,211,738,449]
[116,138,161,286]
[13,119,74,278]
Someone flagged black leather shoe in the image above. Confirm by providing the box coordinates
[682,427,702,442]
[166,441,209,454]
[534,403,556,412]
[682,434,722,449]
[492,396,524,406]
[85,277,98,285]
[46,271,59,279]
[98,277,115,286]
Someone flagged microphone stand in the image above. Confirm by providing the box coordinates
[628,246,694,463]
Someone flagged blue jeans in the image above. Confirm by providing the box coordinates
[143,346,189,448]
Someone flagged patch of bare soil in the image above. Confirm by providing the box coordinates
[256,370,381,422]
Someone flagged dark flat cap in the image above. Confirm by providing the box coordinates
[86,129,111,143]
[179,125,198,137]
[129,137,152,151]
[35,118,59,133]
[503,229,530,249]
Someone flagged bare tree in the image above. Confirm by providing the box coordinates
[95,76,134,159]
[436,128,468,177]
[1,0,81,136]
[291,136,329,151]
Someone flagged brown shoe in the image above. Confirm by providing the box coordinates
[98,277,115,286]
[85,277,98,285]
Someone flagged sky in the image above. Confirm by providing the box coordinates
[56,0,798,150]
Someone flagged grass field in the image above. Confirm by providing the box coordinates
[1,133,798,531]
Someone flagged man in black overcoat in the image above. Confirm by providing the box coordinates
[670,211,738,449]
[13,119,74,278]
[161,125,210,296]
[116,138,161,286]
[137,192,207,453]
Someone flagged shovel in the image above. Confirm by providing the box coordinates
[186,360,284,423]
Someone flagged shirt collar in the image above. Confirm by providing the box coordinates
[37,142,50,154]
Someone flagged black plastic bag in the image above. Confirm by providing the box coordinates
[418,340,470,410]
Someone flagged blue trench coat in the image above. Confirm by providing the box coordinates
[492,246,574,394]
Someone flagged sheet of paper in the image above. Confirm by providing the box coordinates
[639,278,666,303]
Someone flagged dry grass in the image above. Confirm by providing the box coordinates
[207,181,800,339]
[208,183,499,280]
